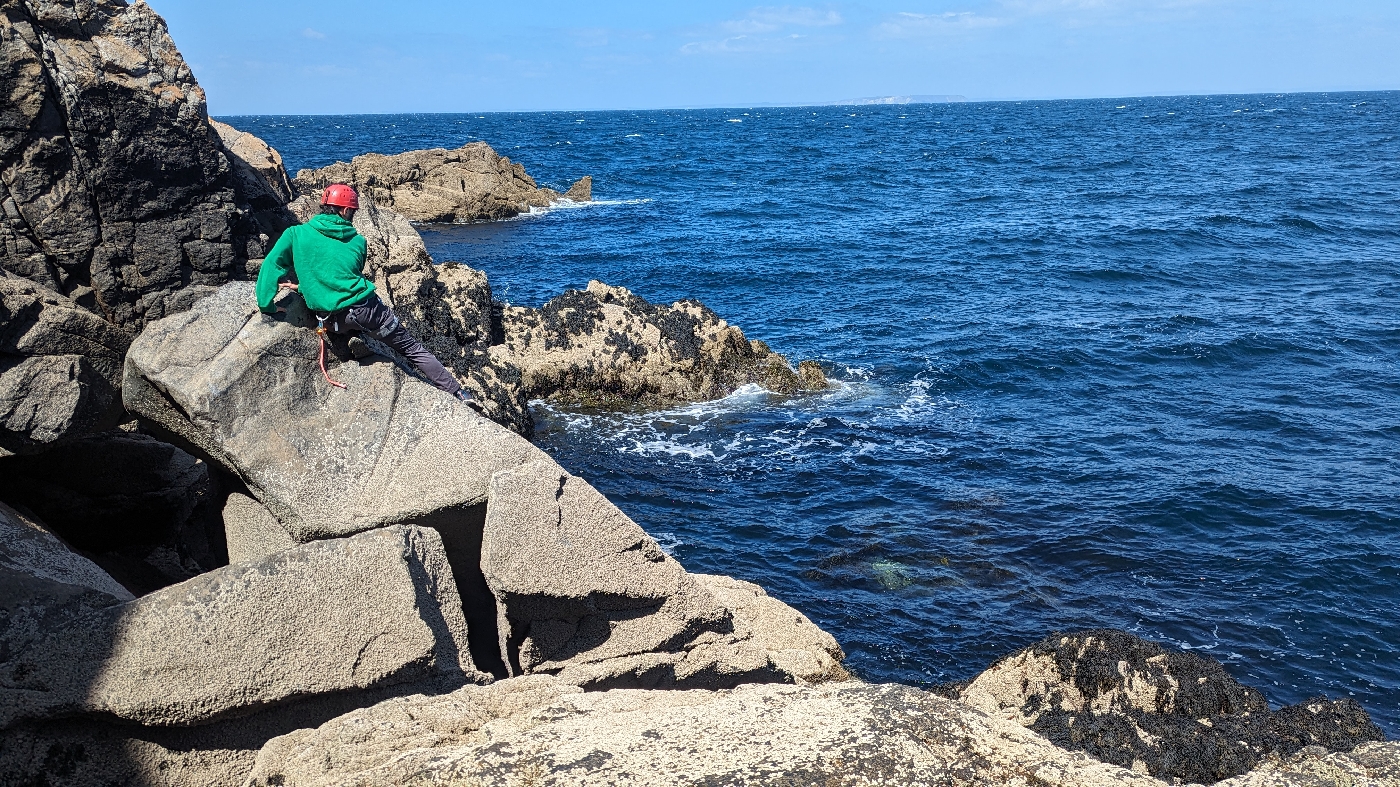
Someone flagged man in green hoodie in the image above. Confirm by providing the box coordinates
[256,184,473,403]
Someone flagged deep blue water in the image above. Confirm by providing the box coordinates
[224,93,1400,734]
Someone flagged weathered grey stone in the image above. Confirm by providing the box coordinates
[0,0,247,329]
[0,525,483,729]
[293,142,592,223]
[0,500,131,674]
[0,717,258,787]
[223,491,295,564]
[959,630,1386,784]
[0,270,129,455]
[483,459,727,673]
[692,573,849,685]
[246,677,1169,787]
[122,281,538,542]
[481,459,839,690]
[0,429,224,593]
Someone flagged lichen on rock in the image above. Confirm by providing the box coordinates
[957,629,1387,784]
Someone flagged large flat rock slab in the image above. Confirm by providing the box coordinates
[0,525,483,729]
[481,459,846,690]
[122,282,537,541]
[246,677,1172,787]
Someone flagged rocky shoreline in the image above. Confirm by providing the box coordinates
[0,2,1394,785]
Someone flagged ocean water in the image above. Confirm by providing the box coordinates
[225,92,1400,733]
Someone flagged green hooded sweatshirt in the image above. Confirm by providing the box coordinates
[256,213,374,315]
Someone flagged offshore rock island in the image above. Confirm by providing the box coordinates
[0,1,1395,786]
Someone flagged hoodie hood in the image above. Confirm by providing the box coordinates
[307,213,360,242]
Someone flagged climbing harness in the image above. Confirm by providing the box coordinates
[315,315,348,390]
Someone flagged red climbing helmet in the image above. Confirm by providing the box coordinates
[321,183,360,210]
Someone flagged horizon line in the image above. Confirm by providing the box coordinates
[211,87,1398,118]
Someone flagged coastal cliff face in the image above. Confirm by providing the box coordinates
[0,0,255,329]
[0,4,1394,787]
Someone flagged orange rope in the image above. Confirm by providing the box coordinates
[316,319,348,390]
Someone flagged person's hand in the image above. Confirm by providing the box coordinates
[273,281,299,313]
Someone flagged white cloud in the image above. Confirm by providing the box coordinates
[874,11,1005,38]
[683,6,842,54]
[302,28,327,40]
[873,0,1217,39]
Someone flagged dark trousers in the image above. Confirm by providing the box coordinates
[328,294,462,396]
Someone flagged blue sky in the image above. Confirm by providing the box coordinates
[149,1,1400,114]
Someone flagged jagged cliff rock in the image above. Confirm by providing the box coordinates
[0,269,129,454]
[293,142,592,223]
[0,0,251,328]
[210,120,294,209]
[958,630,1386,784]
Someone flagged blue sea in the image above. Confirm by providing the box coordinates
[225,92,1400,734]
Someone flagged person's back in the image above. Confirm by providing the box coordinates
[256,212,371,315]
[255,184,474,406]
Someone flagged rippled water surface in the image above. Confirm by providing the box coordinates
[227,93,1400,732]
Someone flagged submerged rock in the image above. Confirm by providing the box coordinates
[958,630,1386,784]
[293,142,592,223]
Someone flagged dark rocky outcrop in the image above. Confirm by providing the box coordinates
[293,142,592,223]
[0,429,224,593]
[0,0,249,329]
[957,630,1386,784]
[0,269,129,455]
[493,280,829,411]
